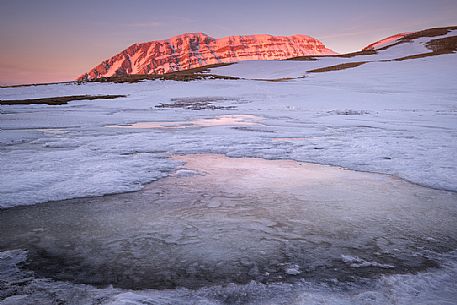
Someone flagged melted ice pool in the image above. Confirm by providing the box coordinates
[1,154,457,293]
[107,115,262,129]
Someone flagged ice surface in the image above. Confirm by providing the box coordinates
[341,255,395,269]
[108,114,262,129]
[1,155,457,287]
[2,247,456,305]
[1,154,457,303]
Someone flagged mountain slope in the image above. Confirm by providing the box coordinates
[78,33,336,81]
[207,26,457,80]
[362,33,410,51]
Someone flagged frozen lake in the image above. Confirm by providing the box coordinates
[1,154,457,304]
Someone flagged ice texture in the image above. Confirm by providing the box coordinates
[1,154,457,289]
[1,249,457,304]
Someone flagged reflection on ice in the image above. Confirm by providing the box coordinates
[108,115,262,129]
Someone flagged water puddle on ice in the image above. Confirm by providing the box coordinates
[108,114,262,129]
[1,154,457,293]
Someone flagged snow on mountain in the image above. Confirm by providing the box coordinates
[78,33,336,80]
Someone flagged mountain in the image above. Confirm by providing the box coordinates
[78,33,337,80]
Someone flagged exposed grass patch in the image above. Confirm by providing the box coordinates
[0,81,74,89]
[403,26,457,40]
[287,56,319,61]
[395,36,457,61]
[252,77,297,82]
[377,26,457,52]
[307,62,367,73]
[332,50,378,58]
[0,95,127,105]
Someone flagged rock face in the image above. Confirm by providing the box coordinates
[78,33,336,80]
[362,33,410,51]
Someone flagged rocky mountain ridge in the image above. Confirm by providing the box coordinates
[78,33,336,80]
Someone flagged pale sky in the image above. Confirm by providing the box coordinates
[1,0,456,85]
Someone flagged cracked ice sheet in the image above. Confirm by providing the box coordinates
[1,53,457,207]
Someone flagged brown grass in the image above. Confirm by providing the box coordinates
[377,26,457,51]
[395,36,457,61]
[287,56,319,61]
[0,95,127,105]
[307,61,367,73]
[403,26,457,40]
[251,77,297,82]
[332,50,378,58]
[0,81,74,89]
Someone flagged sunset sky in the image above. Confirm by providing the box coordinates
[1,0,456,85]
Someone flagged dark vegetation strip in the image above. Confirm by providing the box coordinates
[86,63,239,83]
[376,26,457,51]
[251,77,297,82]
[402,26,457,40]
[0,81,75,89]
[0,95,127,105]
[395,36,457,61]
[1,63,237,88]
[307,62,367,73]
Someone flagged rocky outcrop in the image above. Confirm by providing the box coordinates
[362,33,410,51]
[78,33,336,80]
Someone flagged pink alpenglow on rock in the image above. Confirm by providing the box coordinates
[78,33,337,80]
[362,33,411,51]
